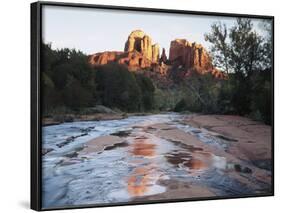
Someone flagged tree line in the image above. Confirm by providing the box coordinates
[41,44,155,115]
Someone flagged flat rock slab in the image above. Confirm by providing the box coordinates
[133,179,215,201]
[184,115,272,162]
[78,135,124,156]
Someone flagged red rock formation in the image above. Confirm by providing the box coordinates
[169,39,227,79]
[88,50,152,71]
[88,51,123,65]
[124,30,145,52]
[160,48,168,64]
[124,30,159,64]
[89,30,161,71]
[88,30,227,80]
[152,44,160,63]
[169,39,212,71]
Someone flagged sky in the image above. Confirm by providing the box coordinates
[42,5,268,56]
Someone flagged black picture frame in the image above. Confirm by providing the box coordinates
[31,1,274,211]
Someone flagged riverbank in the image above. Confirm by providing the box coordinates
[42,112,160,126]
[42,113,126,126]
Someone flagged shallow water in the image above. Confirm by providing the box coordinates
[42,113,257,208]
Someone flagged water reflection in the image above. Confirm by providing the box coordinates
[130,137,156,157]
[127,166,154,196]
[166,149,226,172]
[127,135,164,197]
[42,113,244,207]
[185,158,207,170]
[125,133,227,198]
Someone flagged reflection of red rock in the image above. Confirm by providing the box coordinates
[127,136,157,197]
[130,138,156,157]
[186,158,207,170]
[185,152,217,171]
[127,166,151,196]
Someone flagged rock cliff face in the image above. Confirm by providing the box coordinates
[152,44,160,64]
[88,50,151,71]
[169,39,213,74]
[88,30,227,79]
[124,30,159,64]
[160,48,168,64]
[88,51,123,65]
[89,30,160,71]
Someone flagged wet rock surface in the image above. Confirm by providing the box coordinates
[42,113,272,208]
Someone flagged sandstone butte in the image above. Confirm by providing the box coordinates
[88,29,228,80]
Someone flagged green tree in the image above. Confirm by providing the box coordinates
[95,63,142,112]
[205,18,272,122]
[229,18,264,75]
[135,74,155,111]
[204,22,230,73]
[183,73,221,113]
[41,43,97,114]
[62,76,92,109]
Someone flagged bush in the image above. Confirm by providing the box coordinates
[174,99,188,112]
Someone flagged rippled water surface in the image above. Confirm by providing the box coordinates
[42,113,259,208]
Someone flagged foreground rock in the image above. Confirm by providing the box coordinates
[78,135,126,156]
[134,180,215,201]
[183,115,272,170]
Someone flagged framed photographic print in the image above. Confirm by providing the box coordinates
[31,1,274,211]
